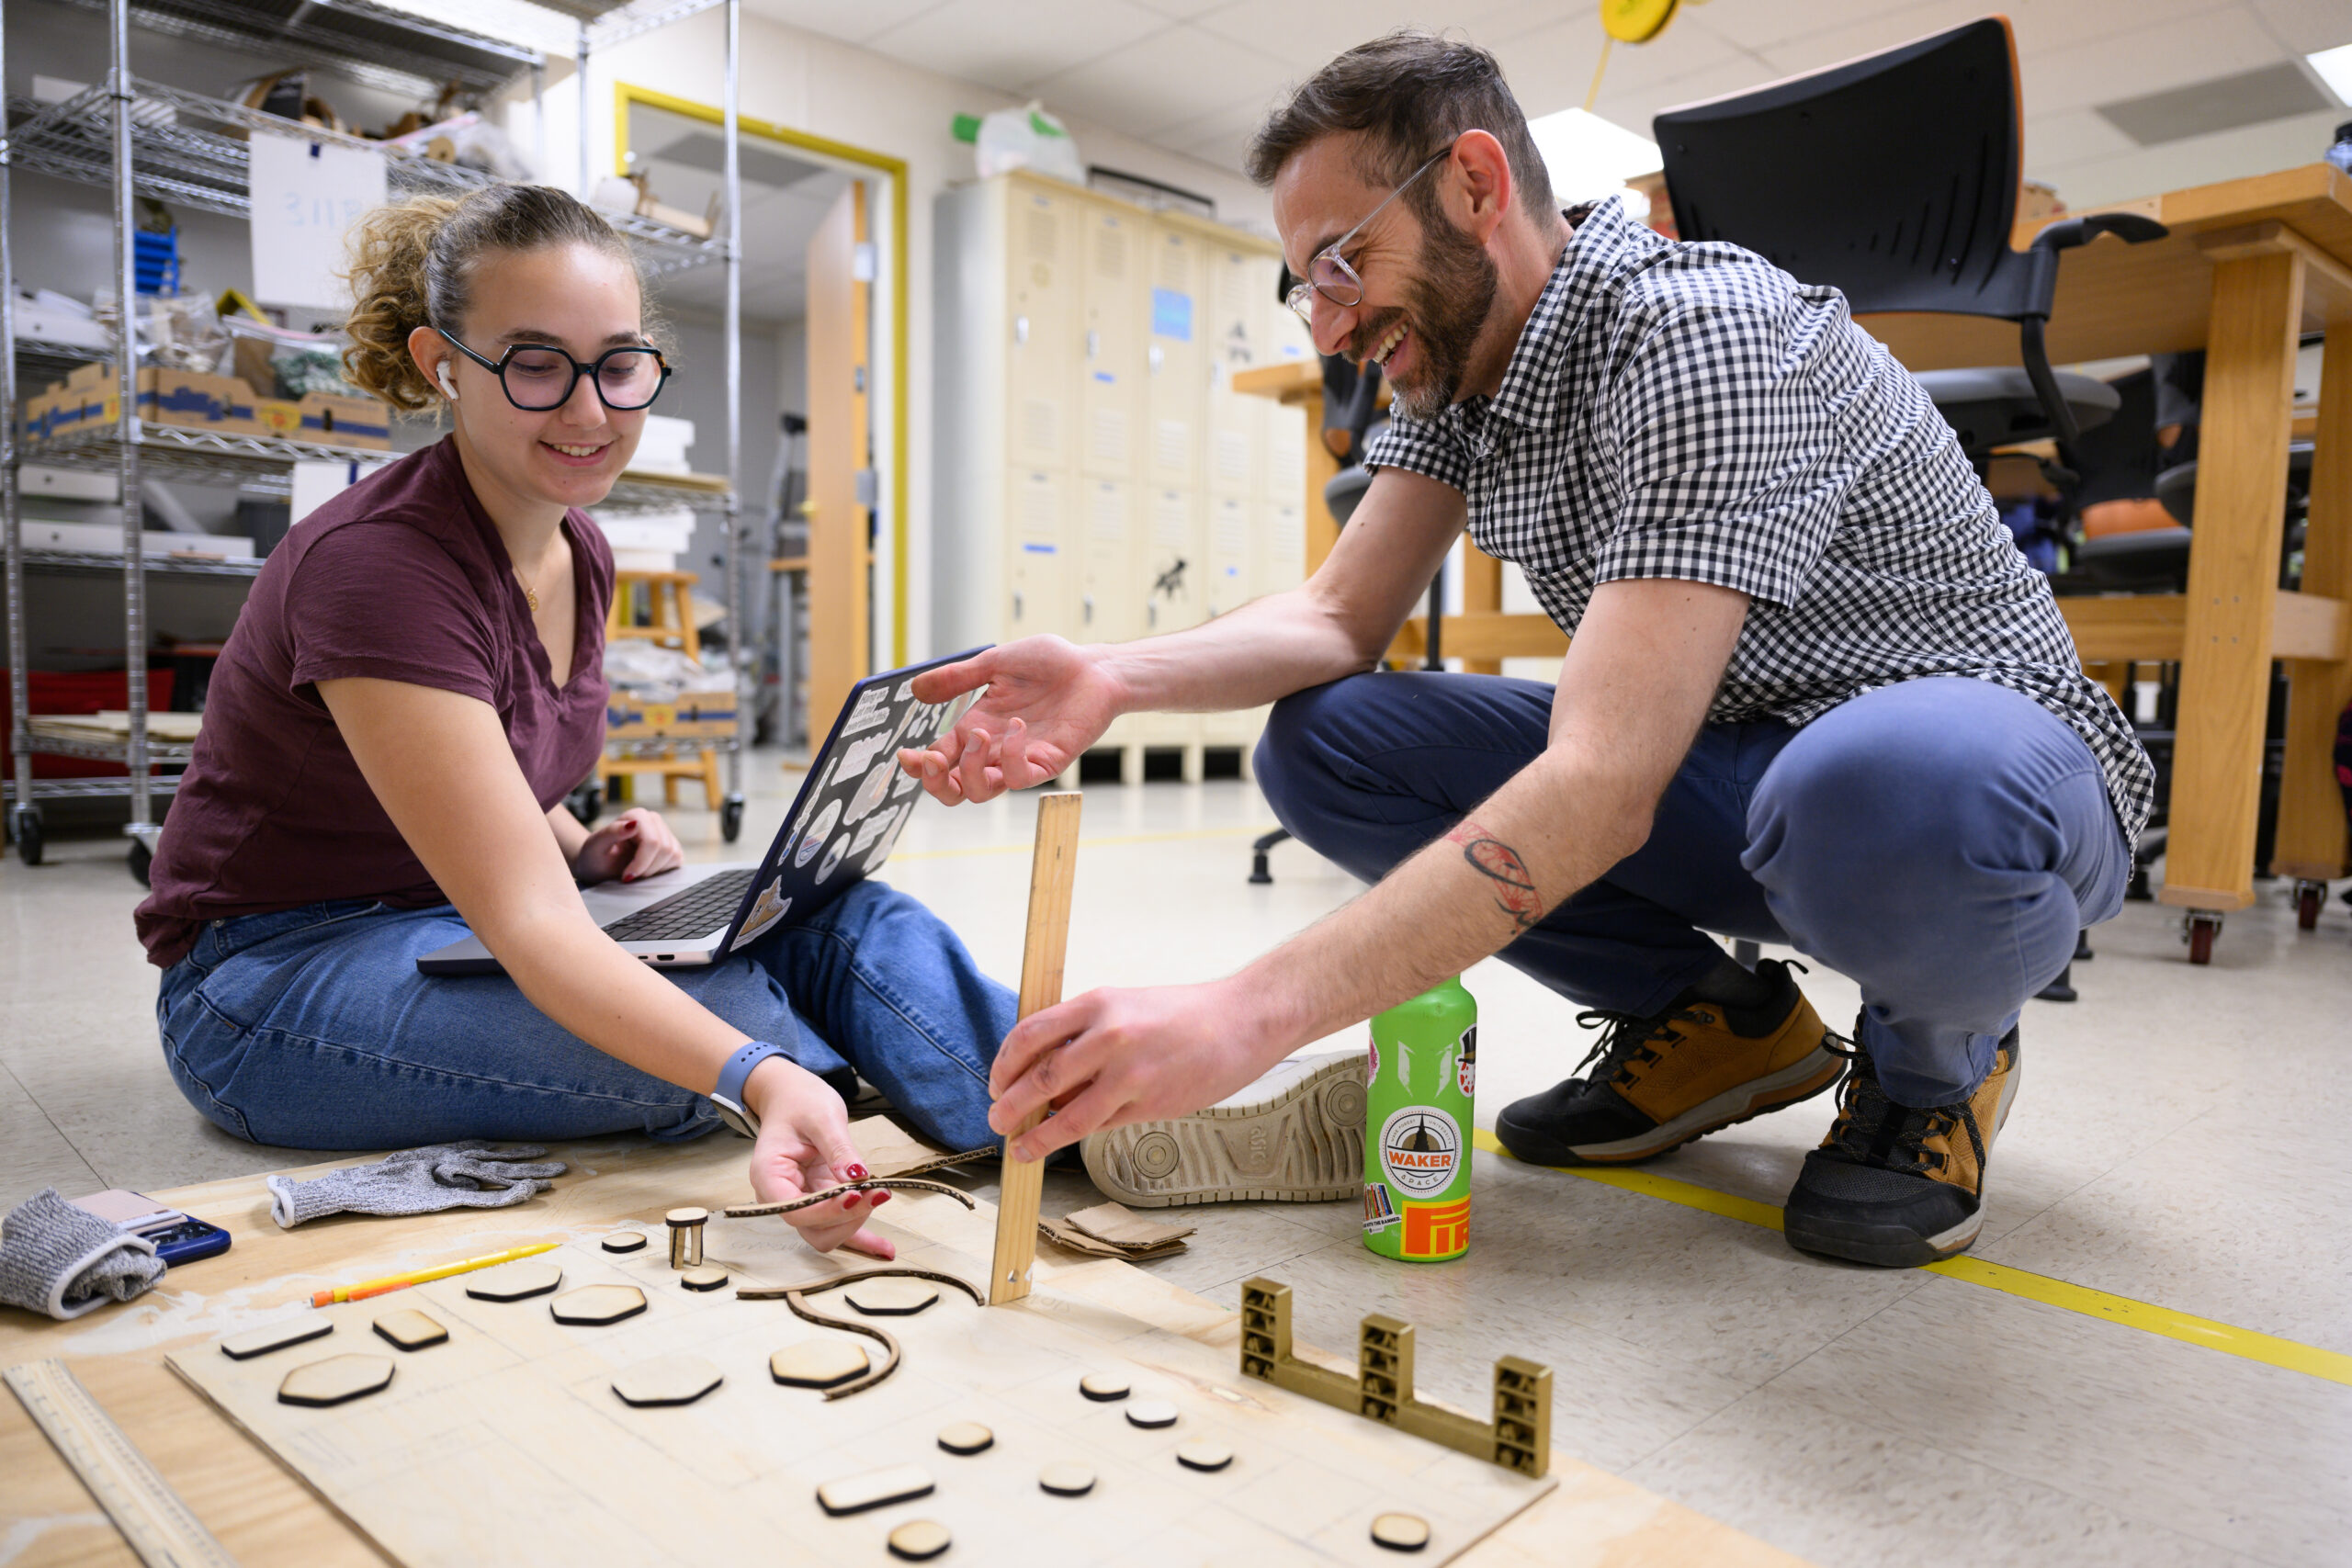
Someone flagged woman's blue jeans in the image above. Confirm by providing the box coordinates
[1254,673,2132,1110]
[156,879,1014,1152]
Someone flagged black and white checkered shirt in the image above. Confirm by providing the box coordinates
[1364,197,2154,842]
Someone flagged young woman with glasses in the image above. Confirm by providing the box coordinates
[136,186,1014,1258]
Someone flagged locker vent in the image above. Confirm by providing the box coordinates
[1091,407,1128,465]
[1158,234,1188,290]
[1153,491,1189,549]
[1215,431,1250,485]
[1027,209,1058,269]
[1155,418,1190,473]
[1214,499,1249,557]
[1095,221,1126,278]
[1023,398,1059,455]
[1021,474,1058,538]
[1091,484,1125,539]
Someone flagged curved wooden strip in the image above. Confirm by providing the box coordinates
[721,1179,978,1218]
[736,1268,984,1400]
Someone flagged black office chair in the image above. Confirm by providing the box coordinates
[1652,17,2165,471]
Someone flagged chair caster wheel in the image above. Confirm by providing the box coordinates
[2183,911,2222,965]
[721,797,745,843]
[2294,879,2324,931]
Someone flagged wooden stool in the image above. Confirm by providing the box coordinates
[602,745,722,810]
[607,570,701,661]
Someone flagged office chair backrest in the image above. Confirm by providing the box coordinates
[1654,17,2038,321]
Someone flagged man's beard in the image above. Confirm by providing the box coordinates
[1359,208,1499,423]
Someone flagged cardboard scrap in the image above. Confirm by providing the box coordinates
[1038,1202,1193,1261]
[847,1116,994,1180]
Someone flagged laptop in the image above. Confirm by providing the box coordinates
[416,648,987,976]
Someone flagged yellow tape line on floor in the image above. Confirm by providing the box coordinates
[1470,1129,2352,1386]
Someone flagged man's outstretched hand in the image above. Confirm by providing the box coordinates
[896,637,1124,805]
[986,978,1288,1163]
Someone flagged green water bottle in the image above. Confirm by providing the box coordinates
[1362,976,1476,1262]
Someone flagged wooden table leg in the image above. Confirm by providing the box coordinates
[2271,322,2352,897]
[1300,389,1341,576]
[1460,546,1505,676]
[2161,245,2308,924]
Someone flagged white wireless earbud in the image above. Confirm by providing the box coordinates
[436,364,460,400]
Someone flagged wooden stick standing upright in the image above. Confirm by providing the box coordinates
[988,791,1083,1304]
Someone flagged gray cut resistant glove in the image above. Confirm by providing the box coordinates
[266,1142,568,1229]
[0,1188,168,1320]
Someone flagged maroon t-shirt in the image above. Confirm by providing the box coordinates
[136,436,613,967]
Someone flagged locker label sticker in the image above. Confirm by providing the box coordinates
[1151,288,1193,342]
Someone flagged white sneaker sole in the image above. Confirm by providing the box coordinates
[1080,1052,1365,1207]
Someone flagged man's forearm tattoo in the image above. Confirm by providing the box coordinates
[1443,818,1542,933]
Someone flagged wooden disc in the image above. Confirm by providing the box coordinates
[769,1338,872,1388]
[549,1284,648,1325]
[1078,1372,1130,1402]
[1174,1440,1232,1472]
[220,1316,332,1361]
[370,1308,447,1351]
[886,1520,952,1561]
[664,1206,710,1228]
[936,1421,995,1455]
[816,1463,933,1517]
[464,1260,562,1302]
[680,1264,730,1292]
[1371,1513,1430,1552]
[611,1354,724,1408]
[844,1277,939,1316]
[1125,1399,1178,1429]
[1038,1461,1096,1496]
[277,1353,395,1408]
[601,1231,649,1254]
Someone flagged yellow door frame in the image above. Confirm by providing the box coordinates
[616,81,910,664]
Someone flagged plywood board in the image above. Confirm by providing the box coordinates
[169,1216,1554,1567]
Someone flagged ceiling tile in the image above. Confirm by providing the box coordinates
[2251,0,2352,56]
[1026,23,1301,140]
[2022,107,2139,170]
[1189,0,1546,73]
[2019,6,2294,117]
[865,0,1173,96]
[1750,0,2006,80]
[739,0,948,48]
[1690,0,1926,53]
[1493,15,1743,120]
[2030,105,2345,208]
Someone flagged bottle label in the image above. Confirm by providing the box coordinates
[1376,1104,1462,1195]
[1457,1023,1477,1098]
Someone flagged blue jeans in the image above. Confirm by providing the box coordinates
[156,879,1013,1153]
[1254,674,2130,1108]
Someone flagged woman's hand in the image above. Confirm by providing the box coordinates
[571,807,684,885]
[742,1055,893,1259]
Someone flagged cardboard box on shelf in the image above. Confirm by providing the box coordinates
[606,690,740,739]
[293,390,390,449]
[36,367,264,438]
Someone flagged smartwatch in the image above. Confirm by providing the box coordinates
[709,1039,791,1138]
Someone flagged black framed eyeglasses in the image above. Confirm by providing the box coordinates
[437,328,672,412]
[1283,138,1461,328]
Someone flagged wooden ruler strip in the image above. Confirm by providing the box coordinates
[988,790,1084,1304]
[6,1357,241,1568]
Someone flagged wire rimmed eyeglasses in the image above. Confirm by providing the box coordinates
[1283,138,1460,328]
[437,328,672,412]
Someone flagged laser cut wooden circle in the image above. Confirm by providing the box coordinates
[680,1264,730,1292]
[1174,1440,1232,1472]
[1125,1399,1178,1429]
[936,1421,995,1455]
[464,1261,561,1302]
[1078,1372,1130,1402]
[1038,1461,1096,1496]
[601,1231,649,1254]
[769,1338,872,1388]
[277,1354,395,1408]
[549,1284,648,1325]
[1371,1513,1430,1552]
[844,1277,938,1316]
[664,1207,710,1228]
[611,1354,724,1408]
[886,1520,952,1561]
[370,1308,447,1351]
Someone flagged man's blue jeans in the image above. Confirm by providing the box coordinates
[155,879,1013,1152]
[1253,673,2130,1109]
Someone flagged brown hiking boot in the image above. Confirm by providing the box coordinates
[1494,960,1844,1165]
[1782,1020,2021,1267]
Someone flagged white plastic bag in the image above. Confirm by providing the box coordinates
[975,101,1084,185]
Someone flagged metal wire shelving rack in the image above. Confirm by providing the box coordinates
[2,0,750,872]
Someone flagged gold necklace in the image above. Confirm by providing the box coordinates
[524,582,540,613]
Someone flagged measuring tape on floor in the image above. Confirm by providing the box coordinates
[5,1358,240,1568]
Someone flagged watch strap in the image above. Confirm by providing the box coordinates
[711,1040,790,1136]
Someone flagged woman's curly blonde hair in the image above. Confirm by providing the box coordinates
[340,184,662,412]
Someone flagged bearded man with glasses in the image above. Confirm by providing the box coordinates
[899,31,2149,1269]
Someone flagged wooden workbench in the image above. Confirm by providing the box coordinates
[1238,164,2352,955]
[0,1139,1805,1567]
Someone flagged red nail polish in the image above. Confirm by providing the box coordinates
[870,1191,891,1206]
[844,1164,869,1181]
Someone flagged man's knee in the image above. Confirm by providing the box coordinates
[1253,677,1372,825]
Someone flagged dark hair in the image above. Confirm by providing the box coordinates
[341,184,663,412]
[1246,30,1555,231]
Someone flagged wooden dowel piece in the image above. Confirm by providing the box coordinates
[989,791,1083,1304]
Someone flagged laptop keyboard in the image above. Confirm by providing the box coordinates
[601,869,758,943]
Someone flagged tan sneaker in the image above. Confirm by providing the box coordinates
[1782,1021,2021,1267]
[1079,1051,1365,1207]
[1495,960,1843,1165]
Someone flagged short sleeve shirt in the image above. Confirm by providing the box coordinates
[1364,197,2154,843]
[135,436,615,966]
